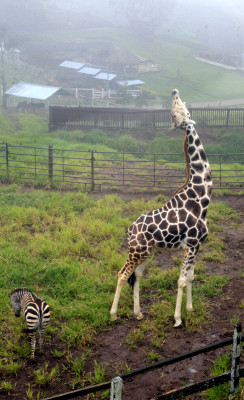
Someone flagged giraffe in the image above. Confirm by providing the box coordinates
[110,89,213,327]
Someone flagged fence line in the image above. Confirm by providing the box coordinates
[43,325,243,400]
[0,142,244,190]
[48,106,244,130]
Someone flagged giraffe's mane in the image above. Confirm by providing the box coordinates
[173,131,190,196]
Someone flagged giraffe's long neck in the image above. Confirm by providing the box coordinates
[175,124,212,201]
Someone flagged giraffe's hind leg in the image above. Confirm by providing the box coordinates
[110,271,127,321]
[110,253,148,321]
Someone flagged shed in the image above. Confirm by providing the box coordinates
[5,82,62,100]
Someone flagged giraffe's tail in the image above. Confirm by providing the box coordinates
[128,272,136,289]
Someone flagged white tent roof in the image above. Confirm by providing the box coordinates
[5,82,61,100]
[94,72,117,81]
[116,79,144,86]
[78,67,101,75]
[59,61,85,70]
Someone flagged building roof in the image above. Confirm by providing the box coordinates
[94,72,117,81]
[116,79,144,86]
[78,67,101,75]
[5,82,61,100]
[59,61,85,70]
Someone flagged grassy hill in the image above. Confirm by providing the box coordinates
[2,27,244,106]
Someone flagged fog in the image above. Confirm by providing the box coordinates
[1,0,244,103]
[1,0,243,56]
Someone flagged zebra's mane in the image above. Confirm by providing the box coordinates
[10,288,39,299]
[11,288,30,295]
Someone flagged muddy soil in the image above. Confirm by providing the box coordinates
[1,192,244,400]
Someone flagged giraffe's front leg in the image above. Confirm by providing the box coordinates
[133,260,147,320]
[174,276,186,327]
[185,249,197,312]
[186,269,194,312]
[174,248,197,327]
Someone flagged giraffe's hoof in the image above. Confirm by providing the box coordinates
[135,312,144,320]
[110,313,117,321]
[174,319,183,328]
[186,305,193,312]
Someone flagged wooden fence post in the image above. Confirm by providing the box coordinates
[48,146,53,180]
[229,323,242,396]
[110,376,123,400]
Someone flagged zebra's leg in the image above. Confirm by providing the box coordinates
[29,333,36,361]
[39,328,45,354]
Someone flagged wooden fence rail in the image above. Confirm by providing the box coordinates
[43,325,243,400]
[49,106,244,130]
[0,143,244,190]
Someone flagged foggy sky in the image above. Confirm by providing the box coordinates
[0,0,244,56]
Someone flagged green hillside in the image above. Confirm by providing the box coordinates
[2,27,244,107]
[36,27,244,104]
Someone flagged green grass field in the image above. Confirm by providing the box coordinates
[0,183,242,398]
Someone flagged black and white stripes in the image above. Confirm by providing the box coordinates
[9,288,50,360]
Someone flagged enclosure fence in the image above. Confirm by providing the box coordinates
[0,142,244,190]
[49,106,244,130]
[42,324,243,400]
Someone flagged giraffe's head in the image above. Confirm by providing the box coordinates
[172,88,179,99]
[171,88,196,130]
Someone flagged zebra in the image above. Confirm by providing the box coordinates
[9,288,50,361]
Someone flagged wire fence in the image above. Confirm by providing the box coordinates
[0,142,244,190]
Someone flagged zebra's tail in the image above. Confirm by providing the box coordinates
[23,326,39,334]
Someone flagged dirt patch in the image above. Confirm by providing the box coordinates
[1,192,244,400]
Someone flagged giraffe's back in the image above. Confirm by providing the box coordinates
[128,187,209,254]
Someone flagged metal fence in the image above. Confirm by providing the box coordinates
[0,142,244,190]
[43,324,243,400]
[49,106,244,130]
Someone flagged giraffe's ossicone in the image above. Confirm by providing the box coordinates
[110,89,213,327]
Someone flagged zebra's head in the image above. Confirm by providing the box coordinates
[8,288,29,317]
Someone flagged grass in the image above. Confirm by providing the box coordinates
[0,182,242,395]
[34,363,60,387]
[203,353,230,400]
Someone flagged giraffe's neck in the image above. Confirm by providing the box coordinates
[175,124,212,201]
